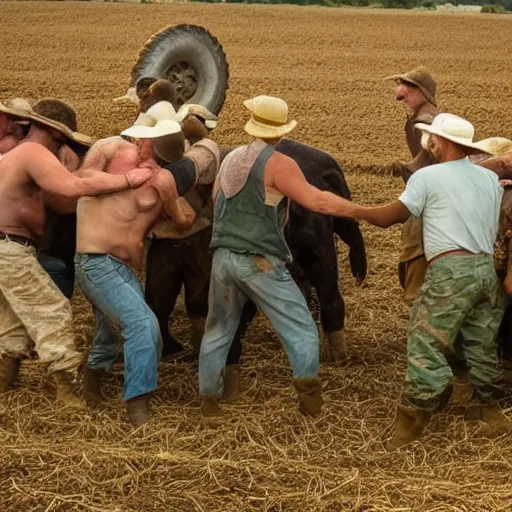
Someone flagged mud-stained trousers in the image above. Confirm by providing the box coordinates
[145,228,212,354]
[0,239,81,372]
[199,248,320,395]
[403,254,505,411]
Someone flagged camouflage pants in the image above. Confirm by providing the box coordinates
[404,254,505,411]
[0,239,81,372]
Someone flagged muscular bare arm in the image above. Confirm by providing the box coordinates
[268,152,411,228]
[153,170,196,229]
[21,143,151,197]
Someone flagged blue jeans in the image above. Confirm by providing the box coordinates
[38,254,75,299]
[199,248,319,395]
[74,253,161,402]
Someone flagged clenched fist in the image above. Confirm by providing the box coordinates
[125,167,155,189]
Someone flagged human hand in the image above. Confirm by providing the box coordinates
[499,179,512,188]
[125,167,154,189]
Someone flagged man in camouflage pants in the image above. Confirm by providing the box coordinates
[330,113,511,449]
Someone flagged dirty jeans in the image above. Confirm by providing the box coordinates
[75,253,161,402]
[404,254,505,411]
[38,254,75,299]
[0,239,81,372]
[199,248,320,395]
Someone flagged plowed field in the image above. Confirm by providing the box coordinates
[1,2,512,511]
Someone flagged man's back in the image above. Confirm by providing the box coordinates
[401,158,502,260]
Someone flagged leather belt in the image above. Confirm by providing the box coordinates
[0,232,34,247]
[429,249,475,264]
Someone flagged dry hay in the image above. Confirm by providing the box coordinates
[1,3,512,511]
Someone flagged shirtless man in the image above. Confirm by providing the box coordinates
[0,98,152,404]
[76,122,196,426]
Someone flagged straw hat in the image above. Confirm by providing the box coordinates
[19,98,92,148]
[415,113,480,150]
[473,137,512,156]
[385,66,437,107]
[0,98,32,124]
[243,95,297,139]
[121,101,182,139]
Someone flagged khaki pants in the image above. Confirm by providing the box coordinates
[398,255,428,305]
[0,239,81,372]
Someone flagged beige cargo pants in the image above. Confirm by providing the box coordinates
[0,239,81,372]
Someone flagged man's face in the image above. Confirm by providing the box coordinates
[135,138,154,162]
[422,133,443,161]
[106,145,140,175]
[395,80,427,110]
[0,113,23,139]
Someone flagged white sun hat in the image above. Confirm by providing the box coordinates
[472,137,512,157]
[176,104,219,130]
[415,113,481,150]
[121,101,182,139]
[243,95,297,139]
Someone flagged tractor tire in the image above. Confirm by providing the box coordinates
[131,24,229,116]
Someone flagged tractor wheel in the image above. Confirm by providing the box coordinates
[131,24,229,115]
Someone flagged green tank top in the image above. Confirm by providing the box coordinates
[210,144,292,263]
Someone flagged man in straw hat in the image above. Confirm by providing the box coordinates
[76,102,196,426]
[0,98,154,405]
[198,95,373,421]
[386,66,438,305]
[0,98,32,156]
[469,137,512,364]
[322,112,511,448]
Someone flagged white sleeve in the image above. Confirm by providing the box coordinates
[399,171,428,218]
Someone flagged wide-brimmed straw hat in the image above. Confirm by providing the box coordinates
[121,101,182,139]
[19,98,92,148]
[243,95,297,139]
[415,113,480,150]
[0,98,33,124]
[473,137,512,156]
[385,66,437,107]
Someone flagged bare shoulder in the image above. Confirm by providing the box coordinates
[268,150,301,174]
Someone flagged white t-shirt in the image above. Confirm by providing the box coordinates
[399,157,502,261]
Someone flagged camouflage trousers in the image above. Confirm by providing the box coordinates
[404,254,505,411]
[0,239,81,372]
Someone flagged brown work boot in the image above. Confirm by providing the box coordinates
[83,367,106,406]
[190,317,206,353]
[126,394,151,427]
[326,330,347,361]
[200,395,222,426]
[0,355,21,393]
[221,364,241,402]
[293,377,324,418]
[385,404,431,451]
[464,402,512,436]
[448,376,472,414]
[54,371,84,408]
